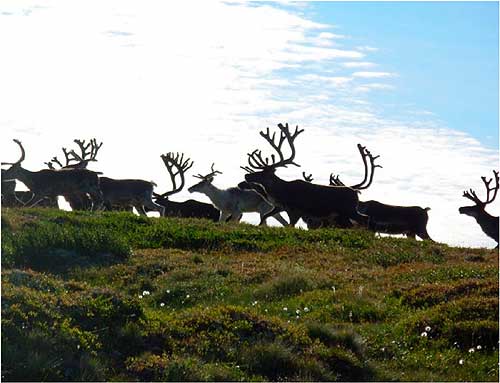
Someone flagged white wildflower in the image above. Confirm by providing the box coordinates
[142,290,150,296]
[283,307,288,311]
[425,326,431,332]
[459,359,464,365]
[304,307,310,312]
[476,345,482,350]
[160,302,165,307]
[468,348,475,353]
[421,332,428,337]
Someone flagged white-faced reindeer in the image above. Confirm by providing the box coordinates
[1,139,103,209]
[187,164,288,225]
[241,123,369,227]
[330,169,432,241]
[459,170,499,248]
[151,152,220,220]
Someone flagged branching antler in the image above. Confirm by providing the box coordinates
[302,172,314,183]
[329,174,346,187]
[46,138,103,170]
[193,163,222,181]
[156,152,194,198]
[243,122,304,172]
[328,143,381,190]
[463,170,500,206]
[1,139,25,166]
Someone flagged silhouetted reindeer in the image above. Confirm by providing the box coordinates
[100,177,165,216]
[459,170,499,248]
[302,143,381,229]
[330,172,432,241]
[45,138,103,210]
[1,139,103,209]
[188,163,288,225]
[151,152,220,221]
[241,123,369,227]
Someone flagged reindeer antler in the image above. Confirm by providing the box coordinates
[193,163,222,181]
[302,172,314,183]
[46,138,103,170]
[1,139,26,166]
[243,123,304,172]
[156,152,194,198]
[328,143,381,191]
[463,170,500,206]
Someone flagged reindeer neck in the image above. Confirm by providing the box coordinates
[200,183,227,207]
[12,167,37,190]
[474,209,498,238]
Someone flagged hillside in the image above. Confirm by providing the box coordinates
[1,208,498,381]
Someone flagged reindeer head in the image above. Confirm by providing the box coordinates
[241,122,304,186]
[188,163,222,194]
[1,139,26,180]
[459,170,499,218]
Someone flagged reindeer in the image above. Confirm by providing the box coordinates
[1,139,103,209]
[99,177,165,216]
[459,170,499,248]
[187,164,288,225]
[329,171,432,241]
[301,144,381,229]
[45,138,103,210]
[152,152,220,220]
[241,123,369,227]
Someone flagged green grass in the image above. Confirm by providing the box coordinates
[1,207,498,381]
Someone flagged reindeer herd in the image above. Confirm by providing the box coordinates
[2,122,499,248]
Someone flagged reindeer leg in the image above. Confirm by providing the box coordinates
[417,229,433,241]
[260,206,282,225]
[219,211,231,223]
[349,209,369,227]
[28,196,49,208]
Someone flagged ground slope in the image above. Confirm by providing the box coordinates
[1,208,498,381]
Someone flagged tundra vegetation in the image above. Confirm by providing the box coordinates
[2,207,498,382]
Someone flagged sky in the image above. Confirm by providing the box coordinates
[0,0,498,248]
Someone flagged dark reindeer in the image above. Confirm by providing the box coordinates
[100,177,165,216]
[45,138,103,210]
[330,171,432,241]
[1,139,103,209]
[302,143,381,229]
[241,123,369,227]
[151,152,220,220]
[459,170,499,248]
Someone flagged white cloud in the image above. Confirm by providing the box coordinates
[355,83,395,92]
[353,71,396,78]
[297,74,353,87]
[342,61,376,68]
[357,45,379,52]
[318,32,345,39]
[0,0,497,249]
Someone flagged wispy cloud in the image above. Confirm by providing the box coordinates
[342,61,376,68]
[357,45,379,52]
[355,83,395,92]
[352,71,396,78]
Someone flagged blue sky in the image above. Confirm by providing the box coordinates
[301,1,499,148]
[0,0,498,247]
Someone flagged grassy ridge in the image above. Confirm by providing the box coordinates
[1,208,498,381]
